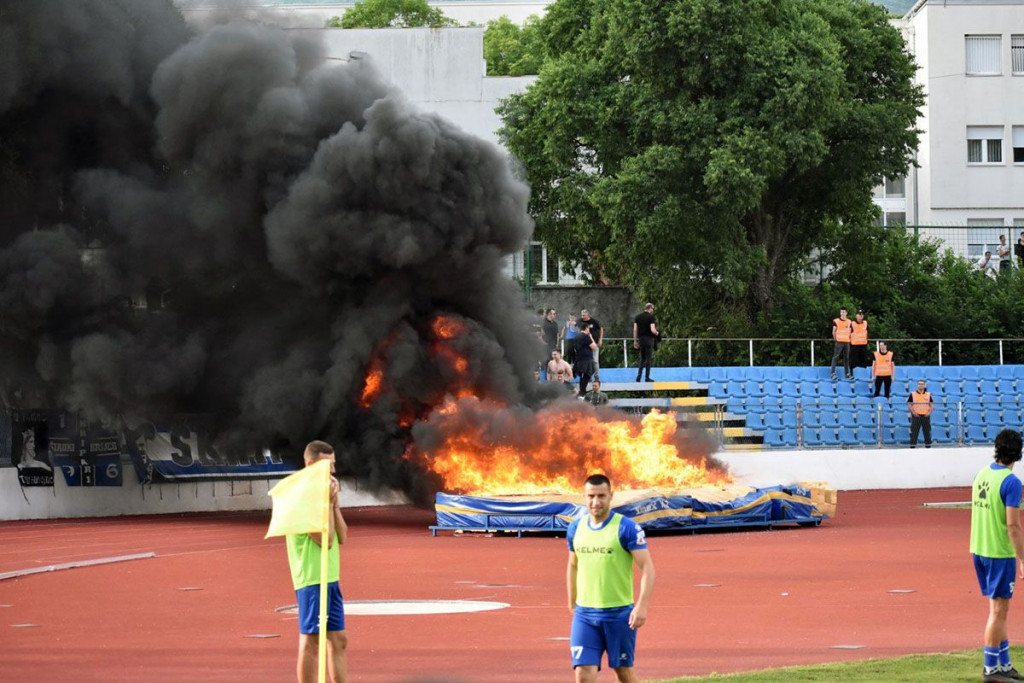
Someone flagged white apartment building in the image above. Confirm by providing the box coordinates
[896,0,1024,259]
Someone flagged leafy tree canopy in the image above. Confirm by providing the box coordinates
[500,0,923,337]
[483,15,545,76]
[326,0,457,28]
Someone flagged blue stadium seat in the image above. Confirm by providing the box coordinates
[820,429,842,446]
[761,367,785,381]
[838,427,857,445]
[780,394,799,408]
[781,382,802,398]
[688,368,710,383]
[977,366,999,380]
[964,423,987,444]
[818,381,838,398]
[958,366,981,381]
[979,379,999,397]
[852,367,871,381]
[744,380,765,398]
[1008,366,1024,380]
[964,407,985,426]
[930,406,949,426]
[746,411,766,429]
[724,379,745,397]
[984,408,1005,426]
[838,411,858,428]
[962,382,983,398]
[799,380,818,397]
[802,428,823,447]
[727,399,749,415]
[855,426,877,444]
[802,408,822,428]
[819,411,840,428]
[707,379,726,397]
[781,410,799,428]
[763,428,782,447]
[893,424,911,444]
[778,428,799,447]
[763,411,784,429]
[837,382,857,398]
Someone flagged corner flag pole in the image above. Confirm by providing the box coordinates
[317,464,330,683]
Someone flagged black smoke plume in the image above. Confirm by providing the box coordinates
[0,1,554,503]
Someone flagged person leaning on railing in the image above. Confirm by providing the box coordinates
[908,379,934,449]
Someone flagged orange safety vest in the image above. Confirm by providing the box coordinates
[873,351,893,376]
[910,391,933,416]
[833,317,852,343]
[851,320,868,345]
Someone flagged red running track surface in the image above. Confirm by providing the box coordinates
[0,489,987,682]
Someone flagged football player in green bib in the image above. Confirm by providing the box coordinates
[566,474,655,682]
[971,429,1024,682]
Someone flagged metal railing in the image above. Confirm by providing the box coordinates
[560,337,1024,368]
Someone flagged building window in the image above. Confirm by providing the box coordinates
[886,212,905,226]
[966,35,1002,75]
[967,126,1004,164]
[1014,126,1024,163]
[884,176,905,198]
[1013,35,1024,75]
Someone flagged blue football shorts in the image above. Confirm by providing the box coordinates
[570,607,636,670]
[296,581,345,634]
[974,554,1017,599]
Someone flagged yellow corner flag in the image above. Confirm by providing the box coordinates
[265,458,331,539]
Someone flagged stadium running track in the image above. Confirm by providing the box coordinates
[0,488,991,682]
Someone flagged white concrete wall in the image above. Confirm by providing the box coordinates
[0,468,404,520]
[718,445,994,490]
[908,0,1024,226]
[298,27,535,146]
[1,444,997,519]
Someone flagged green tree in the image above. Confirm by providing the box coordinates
[326,0,456,29]
[499,0,923,337]
[483,15,545,76]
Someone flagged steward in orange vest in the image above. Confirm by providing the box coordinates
[871,342,894,398]
[850,310,869,370]
[907,380,933,448]
[830,308,853,380]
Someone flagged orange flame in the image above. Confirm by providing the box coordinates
[360,361,384,408]
[432,315,467,340]
[412,398,730,496]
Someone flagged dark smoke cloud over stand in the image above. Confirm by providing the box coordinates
[0,1,549,502]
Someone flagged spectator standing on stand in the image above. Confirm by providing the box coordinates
[580,310,603,381]
[633,303,659,383]
[969,429,1024,682]
[849,310,870,373]
[574,323,598,398]
[830,308,853,381]
[998,235,1012,274]
[908,379,933,448]
[978,251,997,277]
[1015,232,1024,270]
[563,313,579,365]
[872,342,895,399]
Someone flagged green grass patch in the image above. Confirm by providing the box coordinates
[650,647,1021,682]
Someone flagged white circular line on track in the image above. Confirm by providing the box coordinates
[278,600,510,616]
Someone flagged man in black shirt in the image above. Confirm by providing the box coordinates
[579,309,603,380]
[633,303,659,382]
[540,308,559,379]
[574,323,598,397]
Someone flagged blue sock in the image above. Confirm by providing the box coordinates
[1000,640,1011,669]
[985,646,1000,672]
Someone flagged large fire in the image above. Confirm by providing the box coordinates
[360,313,729,497]
[408,397,730,496]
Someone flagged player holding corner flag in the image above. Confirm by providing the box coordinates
[971,429,1024,682]
[265,440,349,683]
[567,474,655,683]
